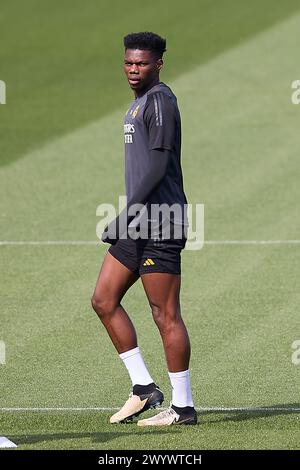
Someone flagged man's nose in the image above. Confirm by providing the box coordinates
[129,64,139,73]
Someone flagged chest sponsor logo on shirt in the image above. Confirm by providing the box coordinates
[124,123,135,144]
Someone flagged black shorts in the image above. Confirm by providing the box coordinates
[108,237,186,276]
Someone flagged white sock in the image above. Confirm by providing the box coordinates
[168,369,194,408]
[119,346,153,386]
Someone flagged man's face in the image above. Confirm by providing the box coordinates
[124,49,162,93]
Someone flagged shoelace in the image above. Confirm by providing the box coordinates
[155,406,179,421]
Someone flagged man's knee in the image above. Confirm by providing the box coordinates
[91,294,118,320]
[150,302,181,332]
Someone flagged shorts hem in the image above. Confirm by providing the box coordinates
[139,268,181,276]
[108,247,138,273]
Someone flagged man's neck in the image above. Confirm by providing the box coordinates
[134,79,161,99]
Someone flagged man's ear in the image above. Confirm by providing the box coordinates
[157,58,163,71]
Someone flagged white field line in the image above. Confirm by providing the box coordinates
[0,241,99,246]
[0,240,300,246]
[204,240,300,245]
[0,406,299,412]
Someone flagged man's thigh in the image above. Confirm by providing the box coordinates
[93,251,140,303]
[141,272,181,308]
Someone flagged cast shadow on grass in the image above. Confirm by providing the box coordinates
[9,428,179,447]
[201,403,300,425]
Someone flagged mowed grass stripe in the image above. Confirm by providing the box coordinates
[176,13,300,241]
[1,0,299,167]
[1,12,300,242]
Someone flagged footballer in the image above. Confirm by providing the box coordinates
[91,32,196,426]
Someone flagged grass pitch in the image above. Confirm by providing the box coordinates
[0,0,299,450]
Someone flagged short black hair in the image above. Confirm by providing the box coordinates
[124,32,166,60]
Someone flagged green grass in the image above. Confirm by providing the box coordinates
[1,1,300,450]
[1,410,299,450]
[1,0,299,166]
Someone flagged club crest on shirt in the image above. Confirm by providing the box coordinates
[131,104,140,119]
